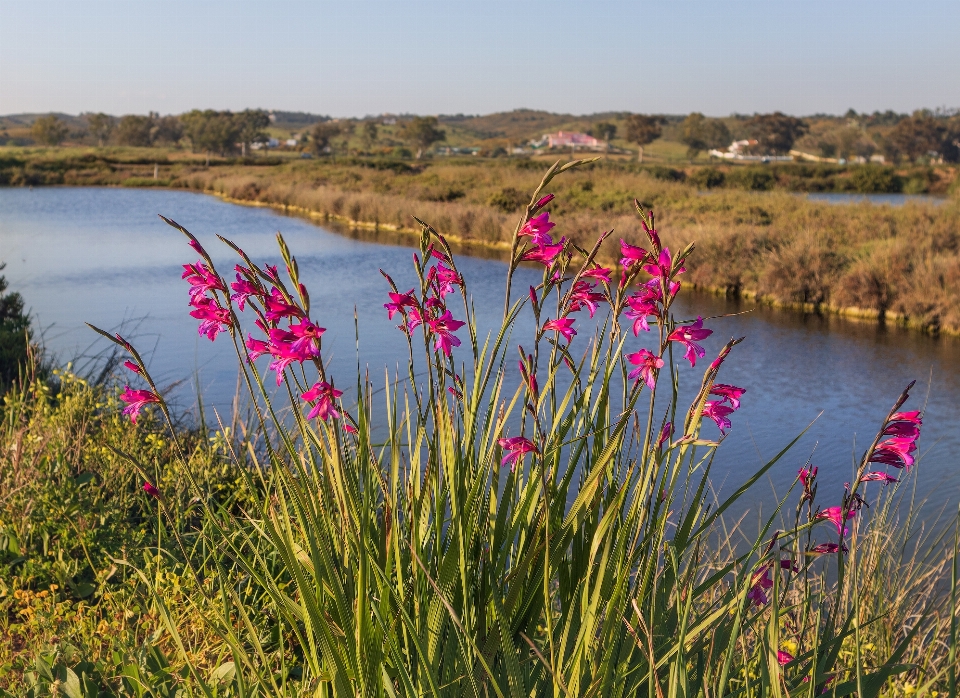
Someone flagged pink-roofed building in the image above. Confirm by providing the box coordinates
[542,131,605,150]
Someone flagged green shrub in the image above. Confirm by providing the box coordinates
[850,166,902,193]
[0,269,31,388]
[727,166,775,191]
[688,166,725,189]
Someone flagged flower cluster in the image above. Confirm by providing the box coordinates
[518,212,566,266]
[383,247,466,356]
[866,410,922,475]
[183,258,231,341]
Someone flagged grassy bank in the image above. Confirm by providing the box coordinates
[3,146,960,334]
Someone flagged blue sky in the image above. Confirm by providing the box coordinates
[1,0,957,117]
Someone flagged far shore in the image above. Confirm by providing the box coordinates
[3,146,959,336]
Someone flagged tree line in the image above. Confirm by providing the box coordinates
[23,108,960,164]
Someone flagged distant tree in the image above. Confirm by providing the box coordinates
[86,113,113,147]
[679,113,730,159]
[883,113,950,162]
[311,122,341,155]
[0,264,32,387]
[744,112,807,154]
[624,114,662,162]
[181,110,240,157]
[115,115,154,147]
[361,121,378,150]
[399,116,446,159]
[234,109,270,156]
[590,121,617,143]
[31,115,69,146]
[151,115,183,146]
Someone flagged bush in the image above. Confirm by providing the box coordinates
[727,166,775,191]
[849,166,902,193]
[687,166,725,189]
[0,268,32,387]
[646,165,686,182]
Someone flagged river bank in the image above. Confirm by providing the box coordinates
[3,147,960,335]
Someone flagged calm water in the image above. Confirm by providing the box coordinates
[807,192,949,206]
[2,187,959,517]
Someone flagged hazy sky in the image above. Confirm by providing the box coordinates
[1,0,957,118]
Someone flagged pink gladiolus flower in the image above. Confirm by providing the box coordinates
[497,436,538,470]
[626,349,664,390]
[518,212,556,245]
[702,401,735,434]
[230,274,261,310]
[143,482,161,499]
[528,285,539,310]
[747,565,773,606]
[870,437,917,470]
[620,239,649,269]
[406,307,425,332]
[344,422,357,433]
[543,317,577,343]
[433,263,462,298]
[777,651,794,666]
[566,280,606,317]
[264,288,305,323]
[883,411,922,438]
[270,320,326,363]
[427,310,465,356]
[246,336,270,360]
[710,383,746,410]
[120,386,161,424]
[182,261,225,304]
[624,285,661,334]
[302,381,343,421]
[861,471,898,484]
[384,290,417,320]
[799,466,818,489]
[816,506,856,536]
[189,297,232,341]
[123,360,141,374]
[668,317,713,367]
[580,266,612,283]
[521,239,565,265]
[643,247,683,296]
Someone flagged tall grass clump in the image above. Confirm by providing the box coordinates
[81,160,957,696]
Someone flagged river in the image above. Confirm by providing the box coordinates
[2,186,959,518]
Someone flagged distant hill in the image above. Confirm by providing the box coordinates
[0,113,87,129]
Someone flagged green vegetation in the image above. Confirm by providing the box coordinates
[1,172,958,694]
[0,266,33,389]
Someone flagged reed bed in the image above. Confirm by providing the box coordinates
[174,160,960,335]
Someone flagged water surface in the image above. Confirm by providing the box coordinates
[2,186,958,520]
